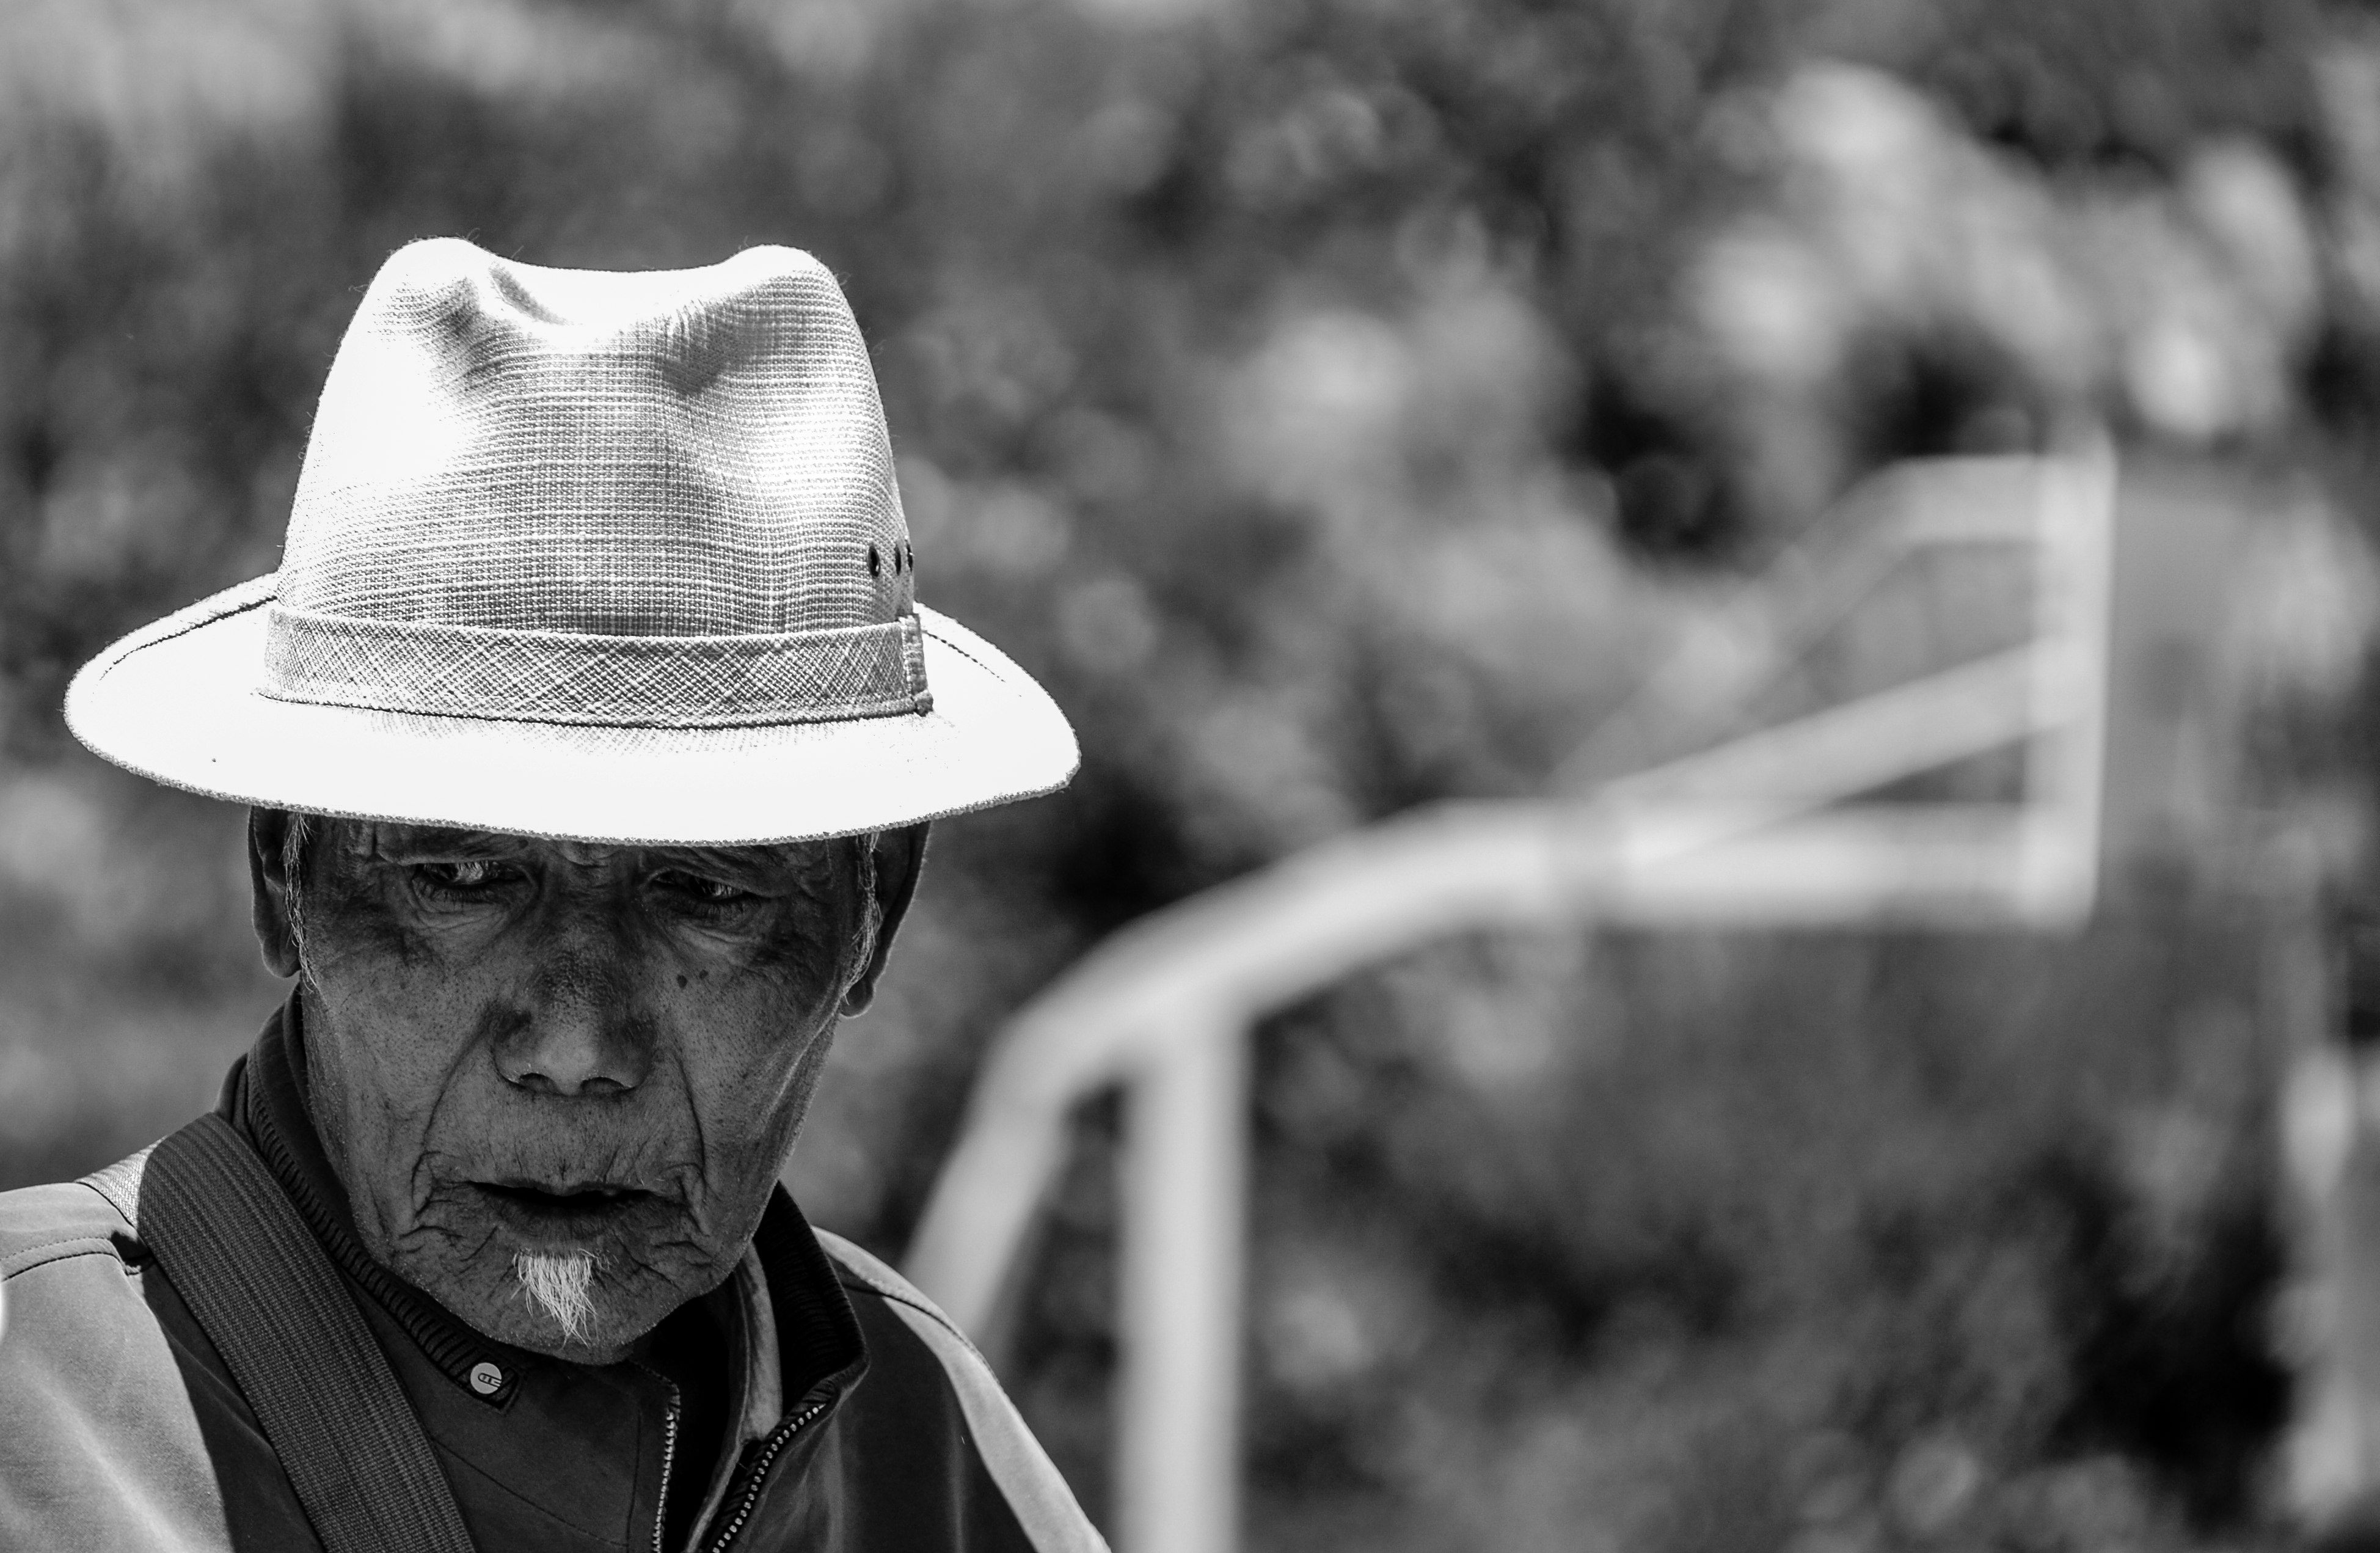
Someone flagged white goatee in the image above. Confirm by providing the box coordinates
[513,1249,599,1343]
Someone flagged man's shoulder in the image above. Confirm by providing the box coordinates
[0,1167,141,1281]
[811,1229,1109,1553]
[814,1228,977,1349]
[0,1157,249,1553]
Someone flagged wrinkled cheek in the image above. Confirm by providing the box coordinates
[305,1007,453,1246]
[341,1113,436,1253]
[693,1047,830,1244]
[668,982,809,1116]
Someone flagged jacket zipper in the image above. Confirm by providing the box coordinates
[700,1390,836,1553]
[644,1369,682,1553]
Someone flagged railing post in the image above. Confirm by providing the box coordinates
[2021,437,2114,923]
[1119,1010,1249,1553]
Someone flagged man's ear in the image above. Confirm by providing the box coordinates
[841,822,929,1017]
[248,808,303,979]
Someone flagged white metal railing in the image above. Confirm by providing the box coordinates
[905,444,2116,1553]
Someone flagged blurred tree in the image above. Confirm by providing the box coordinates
[2,0,2377,1546]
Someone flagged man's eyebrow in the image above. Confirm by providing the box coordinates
[365,826,526,857]
[644,842,834,879]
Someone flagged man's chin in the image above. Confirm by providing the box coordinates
[436,1260,657,1364]
[378,1225,681,1364]
[374,1187,743,1362]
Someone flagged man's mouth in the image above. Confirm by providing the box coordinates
[469,1180,659,1240]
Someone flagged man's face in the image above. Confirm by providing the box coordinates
[260,816,903,1364]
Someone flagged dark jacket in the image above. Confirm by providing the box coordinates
[0,1006,1103,1553]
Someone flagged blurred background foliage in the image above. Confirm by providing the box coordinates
[9,0,2380,1546]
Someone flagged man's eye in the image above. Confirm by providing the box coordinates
[651,869,757,905]
[413,860,514,893]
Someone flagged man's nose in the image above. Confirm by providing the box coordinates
[492,946,653,1097]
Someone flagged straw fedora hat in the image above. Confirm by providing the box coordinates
[65,238,1077,844]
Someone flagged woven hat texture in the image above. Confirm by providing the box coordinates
[65,239,1077,844]
[274,238,927,728]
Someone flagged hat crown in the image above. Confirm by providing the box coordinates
[282,238,913,638]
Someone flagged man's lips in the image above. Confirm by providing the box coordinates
[465,1180,663,1241]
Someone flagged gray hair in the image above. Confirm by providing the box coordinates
[845,831,881,996]
[281,810,317,970]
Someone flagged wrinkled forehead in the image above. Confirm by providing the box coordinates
[316,816,849,881]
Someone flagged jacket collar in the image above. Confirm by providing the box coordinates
[223,994,868,1427]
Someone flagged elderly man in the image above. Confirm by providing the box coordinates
[0,241,1098,1552]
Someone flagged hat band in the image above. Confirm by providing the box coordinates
[259,604,932,728]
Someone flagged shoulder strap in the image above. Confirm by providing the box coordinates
[103,1114,477,1553]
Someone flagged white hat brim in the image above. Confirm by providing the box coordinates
[65,577,1079,845]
